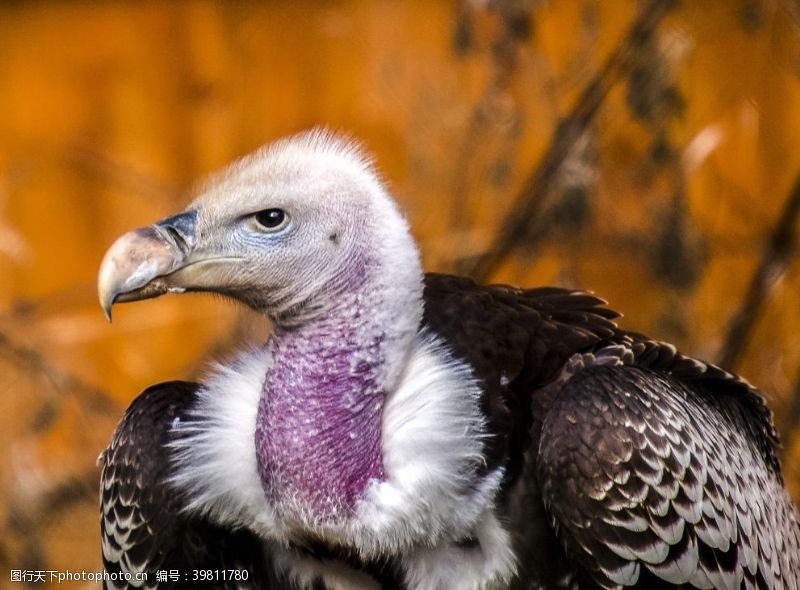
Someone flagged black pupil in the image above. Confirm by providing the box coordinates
[256,209,285,228]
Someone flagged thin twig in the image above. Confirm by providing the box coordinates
[717,174,800,369]
[469,0,677,281]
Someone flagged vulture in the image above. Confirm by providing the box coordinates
[97,130,800,590]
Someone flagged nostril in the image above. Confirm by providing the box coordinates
[154,210,197,255]
[165,226,189,255]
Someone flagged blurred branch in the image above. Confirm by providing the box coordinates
[65,141,181,204]
[0,284,96,326]
[3,467,98,578]
[779,0,800,29]
[0,332,115,575]
[0,331,117,412]
[717,173,800,369]
[449,0,528,230]
[468,0,677,281]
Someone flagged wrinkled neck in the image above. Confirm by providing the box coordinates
[255,263,422,523]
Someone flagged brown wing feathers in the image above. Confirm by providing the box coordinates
[99,382,277,589]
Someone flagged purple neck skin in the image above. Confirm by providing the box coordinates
[255,291,387,523]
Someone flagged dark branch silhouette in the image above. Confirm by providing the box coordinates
[717,174,800,370]
[469,0,677,281]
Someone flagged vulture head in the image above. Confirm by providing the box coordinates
[98,130,422,333]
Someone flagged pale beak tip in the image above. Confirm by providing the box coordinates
[98,258,118,323]
[98,283,116,322]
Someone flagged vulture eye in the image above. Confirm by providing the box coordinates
[253,208,289,232]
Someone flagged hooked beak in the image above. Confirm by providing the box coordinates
[98,210,213,321]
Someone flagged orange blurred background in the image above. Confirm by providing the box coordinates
[2,1,800,586]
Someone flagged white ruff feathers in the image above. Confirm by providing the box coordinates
[353,332,504,555]
[169,347,276,533]
[401,510,517,590]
